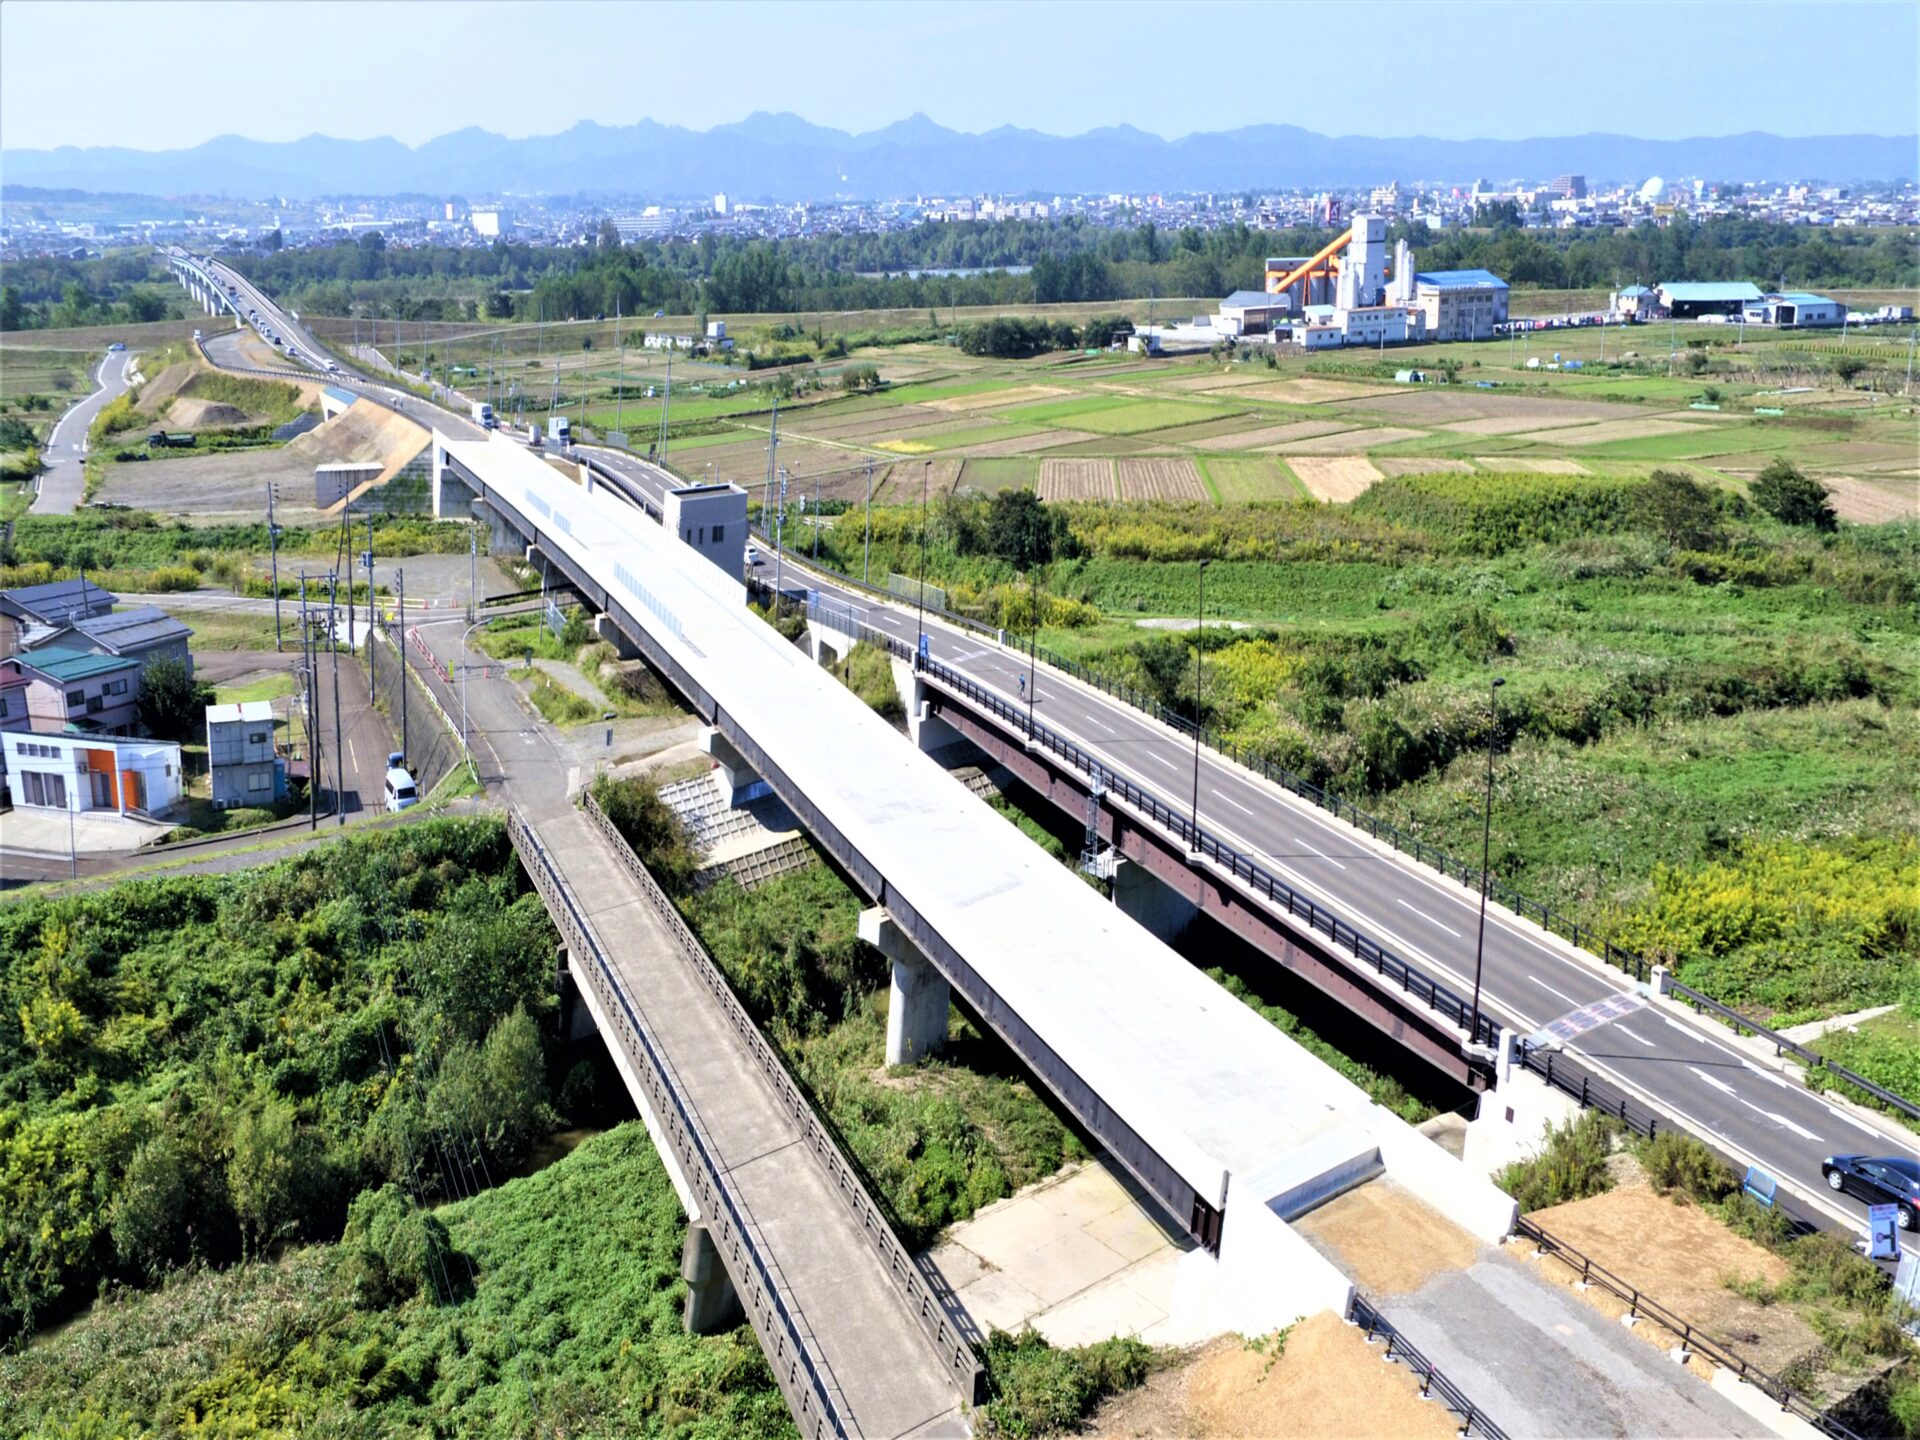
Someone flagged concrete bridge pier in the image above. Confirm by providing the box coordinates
[890,658,963,753]
[860,907,951,1065]
[555,948,599,1042]
[809,624,852,666]
[1110,855,1199,942]
[680,1223,744,1334]
[701,727,769,806]
[592,613,641,659]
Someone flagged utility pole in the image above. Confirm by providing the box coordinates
[327,572,345,827]
[397,567,408,765]
[658,344,673,465]
[812,469,821,562]
[613,293,623,438]
[364,512,377,706]
[467,525,478,625]
[863,457,874,585]
[266,482,282,652]
[774,467,788,597]
[300,574,317,830]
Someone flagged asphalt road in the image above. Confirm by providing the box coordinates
[560,465,1919,1234]
[32,348,133,514]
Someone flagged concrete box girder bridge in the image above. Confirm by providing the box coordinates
[436,431,1517,1350]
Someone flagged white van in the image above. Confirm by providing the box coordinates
[384,752,419,811]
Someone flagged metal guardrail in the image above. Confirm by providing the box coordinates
[1665,979,1920,1123]
[580,790,987,1403]
[1347,1293,1508,1438]
[1514,1218,1867,1440]
[505,808,853,1439]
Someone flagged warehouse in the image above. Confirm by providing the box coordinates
[1656,281,1762,319]
[1752,291,1846,328]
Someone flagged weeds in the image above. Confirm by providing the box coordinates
[1494,1112,1620,1211]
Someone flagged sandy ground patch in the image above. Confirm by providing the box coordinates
[1205,420,1356,450]
[167,398,250,427]
[1117,459,1206,502]
[1279,427,1425,454]
[923,384,1065,412]
[1823,474,1920,523]
[1474,455,1590,474]
[1374,456,1475,475]
[1162,371,1274,392]
[1291,456,1386,502]
[873,457,962,501]
[1092,1315,1460,1440]
[1522,1176,1821,1384]
[1239,377,1394,404]
[1511,417,1703,445]
[1292,1182,1478,1294]
[1039,457,1116,500]
[135,362,196,415]
[286,403,430,469]
[93,447,328,521]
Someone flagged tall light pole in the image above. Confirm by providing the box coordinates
[1468,675,1507,1046]
[863,458,875,585]
[266,482,282,652]
[916,460,931,661]
[1026,562,1040,735]
[1189,558,1211,846]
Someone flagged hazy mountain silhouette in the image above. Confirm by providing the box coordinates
[3,113,1910,199]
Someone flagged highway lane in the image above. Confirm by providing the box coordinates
[32,348,134,514]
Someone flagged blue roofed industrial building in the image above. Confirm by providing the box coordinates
[1656,281,1763,317]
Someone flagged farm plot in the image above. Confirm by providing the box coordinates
[1117,459,1206,502]
[798,405,953,438]
[1374,456,1475,475]
[924,384,1066,412]
[1511,417,1702,446]
[1289,456,1383,503]
[1038,458,1116,501]
[1236,378,1394,404]
[1473,456,1589,474]
[1443,415,1597,436]
[1337,389,1625,425]
[957,457,1037,494]
[996,393,1136,425]
[1204,455,1304,503]
[1135,412,1274,445]
[1824,475,1920,523]
[1066,399,1225,435]
[955,429,1087,456]
[1277,426,1425,453]
[872,457,963,501]
[1163,371,1276,392]
[1207,420,1357,451]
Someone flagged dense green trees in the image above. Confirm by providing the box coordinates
[135,654,209,741]
[0,819,561,1340]
[1750,457,1838,531]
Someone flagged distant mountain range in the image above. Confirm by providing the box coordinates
[3,113,1912,201]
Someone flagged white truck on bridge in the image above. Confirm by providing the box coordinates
[471,400,496,429]
[547,415,572,447]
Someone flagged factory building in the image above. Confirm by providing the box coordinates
[1243,213,1509,349]
[1747,292,1846,328]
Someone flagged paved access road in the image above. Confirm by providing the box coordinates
[32,348,134,514]
[574,444,1920,1235]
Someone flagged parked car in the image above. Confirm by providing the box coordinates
[384,753,419,812]
[1821,1154,1920,1228]
[745,544,761,567]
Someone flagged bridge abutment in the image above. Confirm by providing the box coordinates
[679,1223,744,1334]
[592,612,641,660]
[890,659,963,753]
[860,907,951,1065]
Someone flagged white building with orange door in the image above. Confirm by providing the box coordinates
[1,730,183,815]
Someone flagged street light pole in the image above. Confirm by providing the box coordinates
[267,482,282,652]
[1468,675,1507,1045]
[916,460,931,661]
[1027,563,1040,735]
[1189,558,1211,847]
[863,458,874,585]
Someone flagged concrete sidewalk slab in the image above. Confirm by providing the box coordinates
[2,807,174,854]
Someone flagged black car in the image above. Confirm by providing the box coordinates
[1821,1154,1920,1229]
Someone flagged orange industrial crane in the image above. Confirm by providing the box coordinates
[1265,228,1352,302]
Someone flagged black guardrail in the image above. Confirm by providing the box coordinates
[1347,1292,1508,1438]
[506,808,851,1439]
[1514,1219,1867,1440]
[580,791,986,1403]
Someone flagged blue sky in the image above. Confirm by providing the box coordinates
[3,0,1914,153]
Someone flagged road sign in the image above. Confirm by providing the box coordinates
[1868,1205,1903,1261]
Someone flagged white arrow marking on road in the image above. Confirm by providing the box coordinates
[1743,1063,1794,1091]
[1615,1024,1657,1048]
[1759,1109,1822,1141]
[1688,1065,1740,1095]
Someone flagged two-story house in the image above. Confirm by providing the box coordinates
[11,646,144,735]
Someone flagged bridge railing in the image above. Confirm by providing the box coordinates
[579,790,987,1404]
[505,807,855,1438]
[909,649,1501,1053]
[1347,1293,1509,1439]
[1512,1218,1867,1440]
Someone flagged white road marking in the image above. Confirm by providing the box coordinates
[1658,1012,1753,1065]
[1758,1109,1822,1142]
[1146,751,1178,771]
[1688,1065,1739,1096]
[1529,975,1583,1007]
[1614,1024,1657,1048]
[1297,838,1347,871]
[1824,1104,1882,1137]
[1211,788,1254,817]
[1395,896,1462,937]
[1743,1063,1794,1091]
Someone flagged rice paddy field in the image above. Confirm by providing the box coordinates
[515,313,1919,518]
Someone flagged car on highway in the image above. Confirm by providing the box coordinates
[1821,1154,1920,1228]
[107,342,126,351]
[384,753,419,812]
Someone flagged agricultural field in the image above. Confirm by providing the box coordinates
[1288,455,1383,502]
[1117,457,1207,501]
[1038,457,1115,500]
[1202,455,1304,502]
